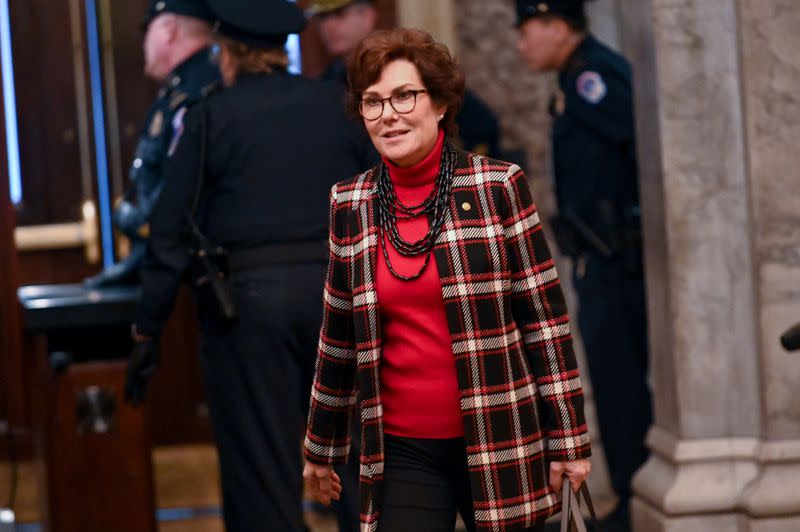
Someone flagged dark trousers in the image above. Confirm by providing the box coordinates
[573,254,653,506]
[379,434,546,532]
[198,263,326,531]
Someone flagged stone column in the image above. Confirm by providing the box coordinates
[620,0,800,530]
[585,0,623,51]
[737,1,800,529]
[395,0,459,55]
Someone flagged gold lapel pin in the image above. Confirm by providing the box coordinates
[461,202,472,212]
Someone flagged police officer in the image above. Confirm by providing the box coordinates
[308,0,502,158]
[516,1,652,530]
[124,0,376,530]
[85,0,222,288]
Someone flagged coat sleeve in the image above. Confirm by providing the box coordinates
[500,165,591,462]
[134,105,203,337]
[304,184,359,465]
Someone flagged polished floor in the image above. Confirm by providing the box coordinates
[0,444,613,531]
[0,444,333,531]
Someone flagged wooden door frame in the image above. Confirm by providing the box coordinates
[0,42,27,437]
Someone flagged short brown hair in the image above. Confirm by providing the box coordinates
[216,37,289,81]
[347,28,465,136]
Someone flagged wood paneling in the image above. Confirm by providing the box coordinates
[11,0,94,226]
[0,2,24,435]
[105,0,158,199]
[32,356,156,532]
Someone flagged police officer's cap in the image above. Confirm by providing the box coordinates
[142,0,215,30]
[515,0,592,28]
[207,0,307,49]
[306,0,374,17]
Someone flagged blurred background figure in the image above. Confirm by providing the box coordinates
[515,1,652,530]
[84,0,222,288]
[125,0,375,529]
[308,0,502,159]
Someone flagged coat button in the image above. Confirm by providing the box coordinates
[461,202,472,211]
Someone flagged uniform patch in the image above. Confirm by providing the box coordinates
[551,88,566,116]
[167,107,187,157]
[576,71,607,104]
[148,110,163,137]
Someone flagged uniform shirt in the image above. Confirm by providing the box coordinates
[134,71,376,336]
[115,46,221,239]
[551,34,640,251]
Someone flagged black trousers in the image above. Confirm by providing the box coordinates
[379,434,546,532]
[198,263,327,531]
[573,254,652,506]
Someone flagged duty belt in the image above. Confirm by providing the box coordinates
[228,241,329,273]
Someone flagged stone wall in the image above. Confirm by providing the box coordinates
[620,0,800,529]
[738,0,800,441]
[455,1,556,213]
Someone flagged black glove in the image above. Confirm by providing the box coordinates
[124,338,160,406]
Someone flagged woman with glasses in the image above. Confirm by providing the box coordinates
[303,28,592,531]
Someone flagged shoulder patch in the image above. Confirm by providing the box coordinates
[576,71,607,104]
[169,92,188,110]
[167,107,188,157]
[148,110,164,137]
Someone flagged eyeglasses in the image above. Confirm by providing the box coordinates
[359,89,427,121]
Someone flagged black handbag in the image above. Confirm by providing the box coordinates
[560,480,598,532]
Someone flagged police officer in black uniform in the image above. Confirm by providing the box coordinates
[85,0,222,288]
[308,0,502,158]
[124,1,376,530]
[516,2,652,530]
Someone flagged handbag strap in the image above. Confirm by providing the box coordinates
[560,480,598,532]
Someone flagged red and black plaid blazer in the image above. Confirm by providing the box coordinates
[304,149,591,531]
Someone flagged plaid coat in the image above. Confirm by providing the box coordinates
[304,149,591,531]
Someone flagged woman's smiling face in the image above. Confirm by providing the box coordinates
[362,59,446,167]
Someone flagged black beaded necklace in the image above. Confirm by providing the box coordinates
[376,142,456,281]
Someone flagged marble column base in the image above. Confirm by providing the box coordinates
[741,441,800,517]
[632,427,760,514]
[748,517,800,532]
[632,429,800,531]
[633,506,800,532]
[631,498,743,532]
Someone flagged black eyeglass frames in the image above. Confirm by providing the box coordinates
[359,89,428,120]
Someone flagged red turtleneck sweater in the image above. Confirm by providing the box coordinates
[377,130,463,439]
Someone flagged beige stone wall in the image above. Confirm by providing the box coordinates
[396,0,459,55]
[738,0,800,440]
[454,1,557,214]
[621,0,800,529]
